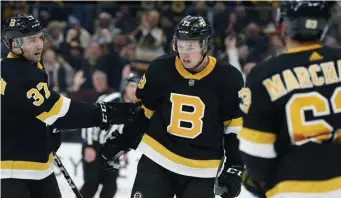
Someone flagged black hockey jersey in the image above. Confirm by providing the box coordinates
[135,54,244,178]
[1,53,102,180]
[238,43,341,197]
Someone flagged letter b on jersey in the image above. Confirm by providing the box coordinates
[167,93,205,139]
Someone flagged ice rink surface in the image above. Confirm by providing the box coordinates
[56,143,256,198]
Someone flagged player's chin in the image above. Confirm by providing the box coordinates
[182,63,195,69]
[31,55,41,63]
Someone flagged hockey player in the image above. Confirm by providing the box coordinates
[101,15,245,198]
[239,1,341,198]
[79,73,139,198]
[0,13,141,198]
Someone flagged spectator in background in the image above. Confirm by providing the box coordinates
[71,70,114,103]
[187,1,209,19]
[264,23,285,56]
[113,33,133,79]
[93,12,121,44]
[43,49,75,93]
[63,39,84,71]
[115,4,138,34]
[74,42,103,90]
[245,22,268,62]
[96,28,127,91]
[132,10,165,63]
[234,5,250,34]
[68,15,92,49]
[159,1,188,52]
[218,35,248,79]
[72,3,95,33]
[1,1,29,23]
[47,21,67,53]
[212,2,229,55]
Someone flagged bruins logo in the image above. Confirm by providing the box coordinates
[133,191,143,198]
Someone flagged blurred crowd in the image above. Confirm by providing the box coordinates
[2,1,341,100]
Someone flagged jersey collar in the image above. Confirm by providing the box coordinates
[175,56,216,80]
[286,43,322,54]
[7,52,44,70]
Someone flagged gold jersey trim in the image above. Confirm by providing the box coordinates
[286,43,322,54]
[266,176,341,197]
[140,134,221,168]
[175,56,216,80]
[0,153,54,179]
[138,134,221,178]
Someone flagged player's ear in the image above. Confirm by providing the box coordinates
[11,39,18,48]
[11,39,21,54]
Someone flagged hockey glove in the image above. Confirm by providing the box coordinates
[100,130,129,171]
[218,164,244,198]
[242,170,267,198]
[100,108,149,171]
[98,102,142,130]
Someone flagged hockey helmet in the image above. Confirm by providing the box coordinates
[2,13,48,50]
[276,1,334,41]
[121,72,140,93]
[124,73,140,86]
[173,15,213,56]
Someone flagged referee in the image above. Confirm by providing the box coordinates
[79,73,139,198]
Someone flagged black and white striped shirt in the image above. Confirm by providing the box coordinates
[81,92,125,146]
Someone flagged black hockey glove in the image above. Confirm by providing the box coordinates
[98,102,142,130]
[100,130,128,171]
[100,108,149,171]
[242,170,267,198]
[217,164,244,198]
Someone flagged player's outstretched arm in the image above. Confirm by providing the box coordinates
[3,80,141,130]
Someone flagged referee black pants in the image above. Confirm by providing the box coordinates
[80,147,118,198]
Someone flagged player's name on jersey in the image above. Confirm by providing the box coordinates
[263,60,341,101]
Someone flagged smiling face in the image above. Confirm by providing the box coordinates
[12,32,45,62]
[176,39,203,69]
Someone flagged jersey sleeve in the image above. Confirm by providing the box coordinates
[238,68,279,182]
[135,60,162,119]
[220,66,245,134]
[3,79,102,129]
